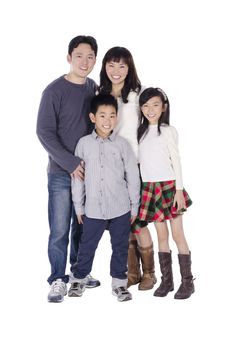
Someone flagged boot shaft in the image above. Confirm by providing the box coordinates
[154,251,174,297]
[178,253,193,282]
[138,244,156,290]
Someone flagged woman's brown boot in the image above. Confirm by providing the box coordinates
[174,252,195,299]
[127,240,141,288]
[138,244,157,290]
[153,251,174,297]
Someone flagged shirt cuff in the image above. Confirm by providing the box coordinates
[131,206,139,217]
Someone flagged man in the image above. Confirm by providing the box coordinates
[36,35,100,302]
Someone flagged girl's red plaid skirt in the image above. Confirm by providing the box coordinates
[132,180,192,234]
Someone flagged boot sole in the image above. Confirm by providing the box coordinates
[174,290,195,300]
[154,288,174,297]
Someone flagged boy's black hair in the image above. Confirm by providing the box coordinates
[99,46,141,103]
[138,88,170,143]
[90,94,118,115]
[68,35,98,56]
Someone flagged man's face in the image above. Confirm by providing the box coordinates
[67,43,96,81]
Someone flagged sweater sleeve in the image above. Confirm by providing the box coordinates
[121,139,141,216]
[71,139,85,215]
[36,89,81,173]
[165,126,184,190]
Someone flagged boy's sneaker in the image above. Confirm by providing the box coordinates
[68,282,86,297]
[48,279,67,303]
[69,272,101,288]
[112,287,132,302]
[85,274,101,288]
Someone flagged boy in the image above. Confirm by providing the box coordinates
[70,94,140,301]
[36,35,100,302]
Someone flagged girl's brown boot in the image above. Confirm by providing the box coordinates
[154,251,174,297]
[138,244,157,290]
[127,240,141,288]
[174,252,195,299]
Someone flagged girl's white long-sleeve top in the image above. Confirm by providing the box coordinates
[115,91,140,160]
[138,124,184,189]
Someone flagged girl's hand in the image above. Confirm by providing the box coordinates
[130,215,137,224]
[173,190,186,212]
[77,215,83,224]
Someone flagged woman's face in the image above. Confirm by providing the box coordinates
[105,59,129,86]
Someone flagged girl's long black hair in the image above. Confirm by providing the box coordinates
[138,88,170,143]
[99,47,141,103]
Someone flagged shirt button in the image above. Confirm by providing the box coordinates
[101,178,103,181]
[101,165,103,168]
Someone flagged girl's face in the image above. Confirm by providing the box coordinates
[105,59,129,86]
[141,96,165,125]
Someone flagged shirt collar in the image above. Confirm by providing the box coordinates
[91,129,117,141]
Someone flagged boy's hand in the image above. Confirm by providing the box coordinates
[77,215,83,224]
[173,190,186,212]
[130,215,137,225]
[71,161,85,180]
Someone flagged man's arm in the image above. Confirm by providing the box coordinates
[71,139,86,220]
[36,89,80,174]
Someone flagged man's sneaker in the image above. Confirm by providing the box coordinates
[48,279,67,303]
[68,282,86,297]
[112,287,132,302]
[69,272,101,289]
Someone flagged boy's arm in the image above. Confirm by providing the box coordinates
[36,89,81,174]
[71,178,85,216]
[122,140,141,217]
[71,139,86,215]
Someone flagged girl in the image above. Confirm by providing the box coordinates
[133,87,194,299]
[99,47,157,290]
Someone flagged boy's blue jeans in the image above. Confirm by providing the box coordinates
[47,173,82,284]
[72,212,131,280]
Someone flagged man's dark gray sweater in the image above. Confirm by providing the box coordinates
[36,76,96,174]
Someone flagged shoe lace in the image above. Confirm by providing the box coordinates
[51,280,65,293]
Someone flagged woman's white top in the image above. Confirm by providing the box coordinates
[138,124,183,189]
[115,91,140,159]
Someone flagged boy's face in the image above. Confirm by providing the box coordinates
[67,43,96,82]
[90,105,117,138]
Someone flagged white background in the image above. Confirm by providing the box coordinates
[1,0,231,349]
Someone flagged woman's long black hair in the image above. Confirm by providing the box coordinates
[138,88,170,143]
[99,47,141,103]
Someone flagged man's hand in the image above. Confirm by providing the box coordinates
[71,160,85,181]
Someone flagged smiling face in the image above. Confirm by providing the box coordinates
[141,96,166,125]
[89,105,117,138]
[67,43,96,83]
[105,59,129,88]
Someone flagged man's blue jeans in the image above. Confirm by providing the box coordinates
[47,173,82,284]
